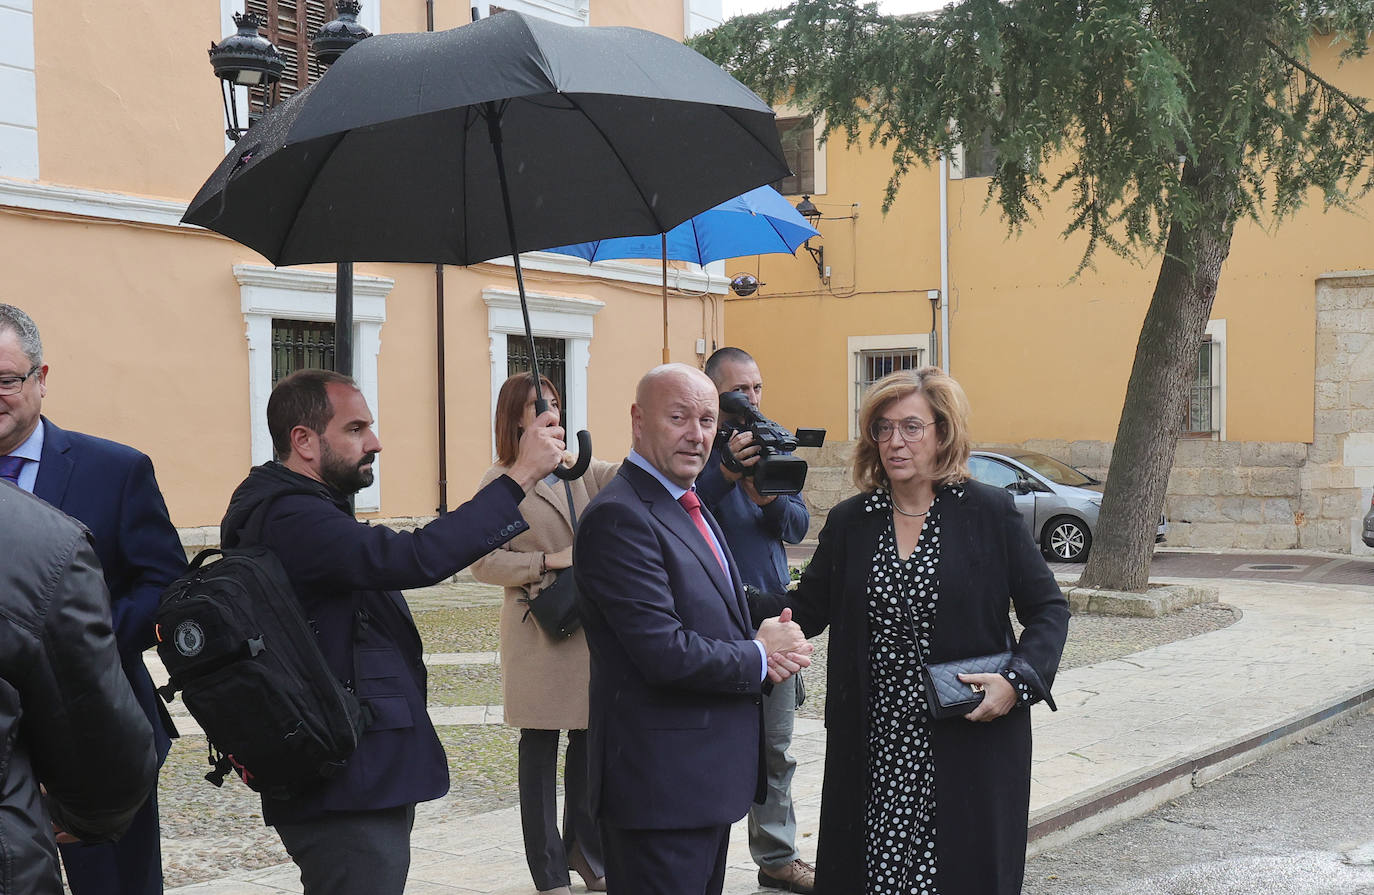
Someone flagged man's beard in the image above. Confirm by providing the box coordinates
[320,438,375,494]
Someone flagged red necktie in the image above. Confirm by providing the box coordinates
[678,490,727,575]
[0,455,23,486]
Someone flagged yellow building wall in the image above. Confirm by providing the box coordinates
[2,208,702,526]
[730,36,1374,449]
[9,0,718,530]
[34,2,228,199]
[725,137,943,439]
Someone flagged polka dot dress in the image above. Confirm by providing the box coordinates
[861,485,960,895]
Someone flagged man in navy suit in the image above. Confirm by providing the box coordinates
[574,364,812,895]
[220,369,567,895]
[0,304,186,895]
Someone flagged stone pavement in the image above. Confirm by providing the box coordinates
[165,576,1374,894]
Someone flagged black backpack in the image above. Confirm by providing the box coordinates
[155,509,369,800]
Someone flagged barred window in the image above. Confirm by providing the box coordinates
[507,335,568,417]
[272,319,336,385]
[856,347,923,434]
[1183,336,1221,438]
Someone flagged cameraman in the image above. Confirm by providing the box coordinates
[697,347,814,894]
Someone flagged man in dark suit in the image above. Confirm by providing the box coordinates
[574,363,811,895]
[219,369,566,895]
[0,304,186,895]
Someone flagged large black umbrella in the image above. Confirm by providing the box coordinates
[184,11,788,478]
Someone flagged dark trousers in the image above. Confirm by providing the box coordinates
[520,727,604,890]
[60,791,162,895]
[275,805,416,895]
[602,823,731,895]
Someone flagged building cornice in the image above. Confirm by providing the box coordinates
[0,178,729,294]
[0,177,189,228]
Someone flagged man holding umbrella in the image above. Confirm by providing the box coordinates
[220,370,567,895]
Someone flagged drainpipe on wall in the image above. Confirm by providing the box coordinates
[939,153,951,373]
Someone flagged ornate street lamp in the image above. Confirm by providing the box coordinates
[794,194,825,279]
[311,0,373,67]
[208,12,283,140]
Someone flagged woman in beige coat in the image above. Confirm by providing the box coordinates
[471,372,618,895]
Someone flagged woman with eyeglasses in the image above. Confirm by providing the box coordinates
[751,367,1068,895]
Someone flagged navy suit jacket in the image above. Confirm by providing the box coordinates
[33,418,187,759]
[574,461,765,831]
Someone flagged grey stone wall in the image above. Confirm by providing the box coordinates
[1306,271,1374,555]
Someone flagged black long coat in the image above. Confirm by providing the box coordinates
[755,480,1069,895]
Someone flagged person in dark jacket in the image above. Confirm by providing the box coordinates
[0,483,158,895]
[219,368,567,895]
[697,347,814,894]
[751,367,1069,895]
[0,303,186,895]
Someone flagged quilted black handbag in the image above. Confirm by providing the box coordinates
[521,480,582,640]
[920,650,1014,720]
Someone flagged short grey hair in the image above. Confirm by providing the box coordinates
[0,304,42,367]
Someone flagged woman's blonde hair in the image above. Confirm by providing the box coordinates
[853,366,972,492]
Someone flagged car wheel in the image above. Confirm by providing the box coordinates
[1043,516,1091,562]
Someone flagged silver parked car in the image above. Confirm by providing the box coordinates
[968,448,1167,562]
[1362,493,1374,547]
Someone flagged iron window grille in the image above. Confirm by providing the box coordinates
[507,336,568,419]
[271,319,336,385]
[1183,335,1221,439]
[856,347,924,435]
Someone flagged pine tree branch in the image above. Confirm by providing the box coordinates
[1264,37,1371,115]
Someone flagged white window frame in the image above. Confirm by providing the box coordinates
[1199,319,1227,441]
[478,0,589,26]
[484,288,604,459]
[685,0,723,38]
[236,264,393,511]
[0,0,38,180]
[847,333,935,439]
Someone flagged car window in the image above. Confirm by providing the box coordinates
[969,456,1020,488]
[1011,453,1095,487]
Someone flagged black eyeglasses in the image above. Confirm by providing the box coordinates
[0,366,38,396]
[870,417,930,443]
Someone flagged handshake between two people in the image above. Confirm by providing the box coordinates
[755,607,813,684]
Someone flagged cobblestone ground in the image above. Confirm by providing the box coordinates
[156,577,1238,889]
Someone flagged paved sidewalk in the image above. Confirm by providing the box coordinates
[166,577,1374,894]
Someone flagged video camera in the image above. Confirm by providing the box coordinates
[717,391,826,496]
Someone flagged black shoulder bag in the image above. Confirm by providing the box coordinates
[522,480,582,639]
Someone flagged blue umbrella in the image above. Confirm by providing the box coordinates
[544,185,819,360]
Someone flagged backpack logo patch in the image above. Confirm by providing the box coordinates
[174,620,206,657]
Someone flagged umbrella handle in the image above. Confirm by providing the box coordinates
[553,430,593,481]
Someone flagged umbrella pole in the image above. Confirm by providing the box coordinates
[662,233,670,364]
[485,103,591,480]
[483,105,546,411]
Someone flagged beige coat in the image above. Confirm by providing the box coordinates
[470,458,620,730]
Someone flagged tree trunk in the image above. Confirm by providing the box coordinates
[1078,166,1237,592]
